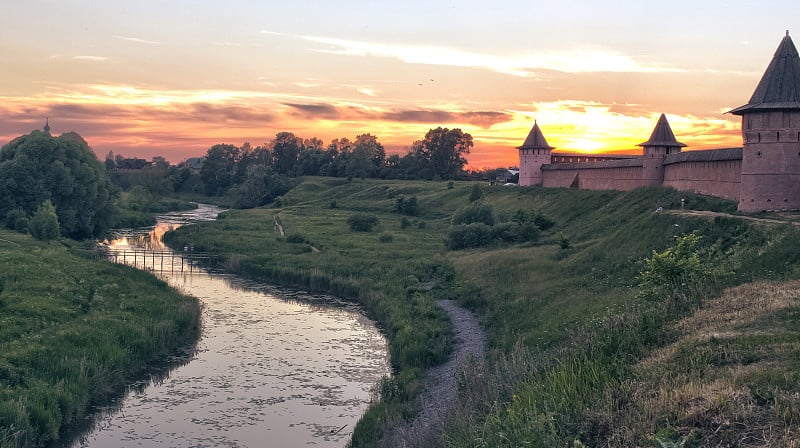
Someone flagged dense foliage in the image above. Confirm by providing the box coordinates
[0,131,115,239]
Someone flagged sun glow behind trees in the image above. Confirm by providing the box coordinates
[0,1,779,168]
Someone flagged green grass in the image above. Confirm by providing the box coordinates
[163,178,800,447]
[0,231,200,448]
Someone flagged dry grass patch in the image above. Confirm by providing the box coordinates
[612,280,800,447]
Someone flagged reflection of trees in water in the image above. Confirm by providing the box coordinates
[61,330,198,447]
[221,275,359,316]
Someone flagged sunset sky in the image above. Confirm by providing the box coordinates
[1,1,797,168]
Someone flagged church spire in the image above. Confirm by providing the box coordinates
[43,118,51,135]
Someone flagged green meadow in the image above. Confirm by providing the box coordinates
[0,232,200,448]
[162,178,800,446]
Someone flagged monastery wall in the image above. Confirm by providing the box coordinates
[542,159,645,190]
[662,149,742,201]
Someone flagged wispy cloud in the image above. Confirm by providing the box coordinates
[261,31,684,76]
[113,35,160,45]
[73,55,109,62]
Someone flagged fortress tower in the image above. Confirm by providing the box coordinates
[731,32,800,212]
[518,121,554,186]
[638,113,686,186]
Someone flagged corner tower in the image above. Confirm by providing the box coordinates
[638,113,686,186]
[731,32,800,212]
[518,121,554,186]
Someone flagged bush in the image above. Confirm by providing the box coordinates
[378,232,394,243]
[395,195,418,216]
[492,221,541,243]
[4,209,28,233]
[286,233,307,244]
[28,200,60,241]
[452,203,495,226]
[469,183,483,202]
[400,217,410,229]
[348,214,379,232]
[446,223,493,250]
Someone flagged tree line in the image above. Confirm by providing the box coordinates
[0,126,474,240]
[195,127,473,201]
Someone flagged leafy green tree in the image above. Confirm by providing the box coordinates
[200,143,240,195]
[414,127,472,180]
[271,132,302,175]
[0,131,114,238]
[230,164,292,208]
[28,200,60,241]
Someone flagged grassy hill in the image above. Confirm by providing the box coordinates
[0,232,200,448]
[165,177,800,447]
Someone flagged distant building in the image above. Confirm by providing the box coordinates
[183,157,205,172]
[518,32,800,213]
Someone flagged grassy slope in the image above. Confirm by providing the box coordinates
[164,178,800,447]
[0,231,200,448]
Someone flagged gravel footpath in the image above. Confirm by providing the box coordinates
[381,299,487,447]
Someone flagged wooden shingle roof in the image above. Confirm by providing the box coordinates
[638,113,686,147]
[731,32,800,115]
[518,121,554,149]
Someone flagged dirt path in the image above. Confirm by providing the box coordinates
[668,209,800,226]
[274,215,285,236]
[381,299,487,447]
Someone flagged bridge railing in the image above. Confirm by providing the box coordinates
[97,246,222,274]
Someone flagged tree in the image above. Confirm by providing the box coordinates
[28,200,60,241]
[0,131,114,238]
[271,132,302,175]
[414,127,472,180]
[200,143,240,195]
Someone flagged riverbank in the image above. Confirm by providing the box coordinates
[0,231,201,448]
[164,177,800,446]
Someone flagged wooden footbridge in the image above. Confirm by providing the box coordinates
[98,247,222,274]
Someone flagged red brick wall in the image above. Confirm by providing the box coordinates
[663,159,742,201]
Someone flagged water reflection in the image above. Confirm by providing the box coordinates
[72,205,390,447]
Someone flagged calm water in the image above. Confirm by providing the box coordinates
[69,204,390,447]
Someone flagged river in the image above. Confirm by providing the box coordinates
[68,204,391,447]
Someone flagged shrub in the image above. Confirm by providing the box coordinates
[347,213,379,232]
[452,203,495,226]
[492,221,541,243]
[400,217,411,229]
[447,181,454,190]
[469,183,483,202]
[286,233,307,244]
[513,208,554,231]
[446,223,493,250]
[28,200,60,241]
[4,209,28,233]
[378,232,394,243]
[558,232,571,249]
[395,195,418,216]
[329,200,338,209]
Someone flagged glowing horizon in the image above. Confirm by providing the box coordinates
[1,1,790,169]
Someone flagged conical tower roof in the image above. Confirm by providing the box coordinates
[638,113,686,147]
[730,31,800,115]
[518,121,554,149]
